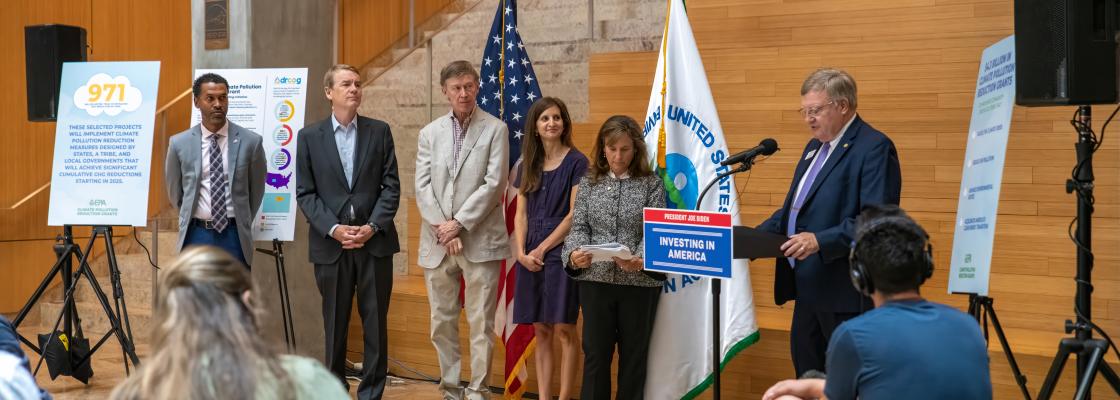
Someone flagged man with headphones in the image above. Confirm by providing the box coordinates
[762,204,992,400]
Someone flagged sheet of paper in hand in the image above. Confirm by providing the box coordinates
[579,243,635,262]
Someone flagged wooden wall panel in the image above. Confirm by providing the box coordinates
[581,0,1120,393]
[0,0,191,312]
[384,1,1119,398]
[338,0,454,68]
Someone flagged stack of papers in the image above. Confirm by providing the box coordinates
[578,243,635,262]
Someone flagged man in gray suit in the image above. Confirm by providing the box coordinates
[416,60,510,400]
[166,73,266,266]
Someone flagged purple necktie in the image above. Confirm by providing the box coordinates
[786,142,831,266]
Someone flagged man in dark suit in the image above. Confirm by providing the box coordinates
[757,68,902,377]
[296,64,400,400]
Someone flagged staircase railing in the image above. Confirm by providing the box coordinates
[358,0,487,86]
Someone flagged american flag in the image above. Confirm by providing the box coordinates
[477,0,541,398]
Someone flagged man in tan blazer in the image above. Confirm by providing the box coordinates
[415,60,510,400]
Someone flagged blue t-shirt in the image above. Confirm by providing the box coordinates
[823,299,992,400]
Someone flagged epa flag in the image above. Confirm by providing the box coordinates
[477,0,542,398]
[642,0,760,398]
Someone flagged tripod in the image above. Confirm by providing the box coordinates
[966,294,1031,399]
[256,238,296,352]
[1036,105,1120,400]
[12,225,140,377]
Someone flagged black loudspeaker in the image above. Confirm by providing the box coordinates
[1014,0,1119,106]
[25,24,88,122]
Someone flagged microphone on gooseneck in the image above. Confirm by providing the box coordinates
[720,138,779,166]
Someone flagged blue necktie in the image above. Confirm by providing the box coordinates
[786,142,831,266]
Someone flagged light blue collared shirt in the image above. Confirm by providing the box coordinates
[329,114,359,238]
[332,114,358,188]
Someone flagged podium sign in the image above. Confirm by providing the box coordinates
[643,208,733,279]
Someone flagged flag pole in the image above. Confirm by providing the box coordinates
[498,0,507,119]
[656,0,671,170]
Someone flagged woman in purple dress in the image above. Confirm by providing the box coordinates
[512,97,588,400]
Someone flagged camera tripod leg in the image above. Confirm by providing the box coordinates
[13,243,80,352]
[1038,339,1076,400]
[31,233,98,377]
[1099,362,1120,393]
[983,300,1031,399]
[1073,341,1108,400]
[77,249,141,368]
[98,227,136,373]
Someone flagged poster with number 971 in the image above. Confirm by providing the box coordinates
[48,61,160,226]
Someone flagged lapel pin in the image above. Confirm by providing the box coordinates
[843,143,849,148]
[804,149,817,160]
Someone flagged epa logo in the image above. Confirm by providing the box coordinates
[89,199,107,207]
[664,153,698,210]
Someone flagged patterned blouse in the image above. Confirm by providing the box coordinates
[562,173,666,287]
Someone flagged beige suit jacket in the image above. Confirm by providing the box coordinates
[415,110,510,268]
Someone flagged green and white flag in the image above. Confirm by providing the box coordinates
[642,0,760,398]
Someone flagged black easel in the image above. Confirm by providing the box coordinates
[256,238,296,352]
[1036,105,1120,400]
[963,294,1031,399]
[695,160,755,400]
[12,225,140,377]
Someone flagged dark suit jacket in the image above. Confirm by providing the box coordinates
[296,115,401,265]
[757,116,901,312]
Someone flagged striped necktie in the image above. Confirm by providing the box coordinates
[209,134,229,232]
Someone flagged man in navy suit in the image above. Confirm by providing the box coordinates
[757,68,902,377]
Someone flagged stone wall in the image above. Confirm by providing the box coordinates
[358,0,666,274]
[192,0,337,361]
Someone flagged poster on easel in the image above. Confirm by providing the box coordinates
[191,68,307,242]
[948,35,1015,295]
[48,61,161,227]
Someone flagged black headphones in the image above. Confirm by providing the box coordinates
[848,216,934,297]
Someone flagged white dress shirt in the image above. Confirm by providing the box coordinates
[193,122,234,220]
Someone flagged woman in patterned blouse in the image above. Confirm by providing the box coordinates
[562,115,666,399]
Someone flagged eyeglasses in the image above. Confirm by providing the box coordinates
[445,82,478,95]
[798,100,835,119]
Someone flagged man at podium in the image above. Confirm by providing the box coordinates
[755,68,901,377]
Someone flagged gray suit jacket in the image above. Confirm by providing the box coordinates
[165,122,267,264]
[415,110,510,268]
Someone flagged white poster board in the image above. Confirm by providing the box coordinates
[191,68,308,242]
[948,35,1016,295]
[48,61,161,226]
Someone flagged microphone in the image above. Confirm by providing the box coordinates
[720,138,779,166]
